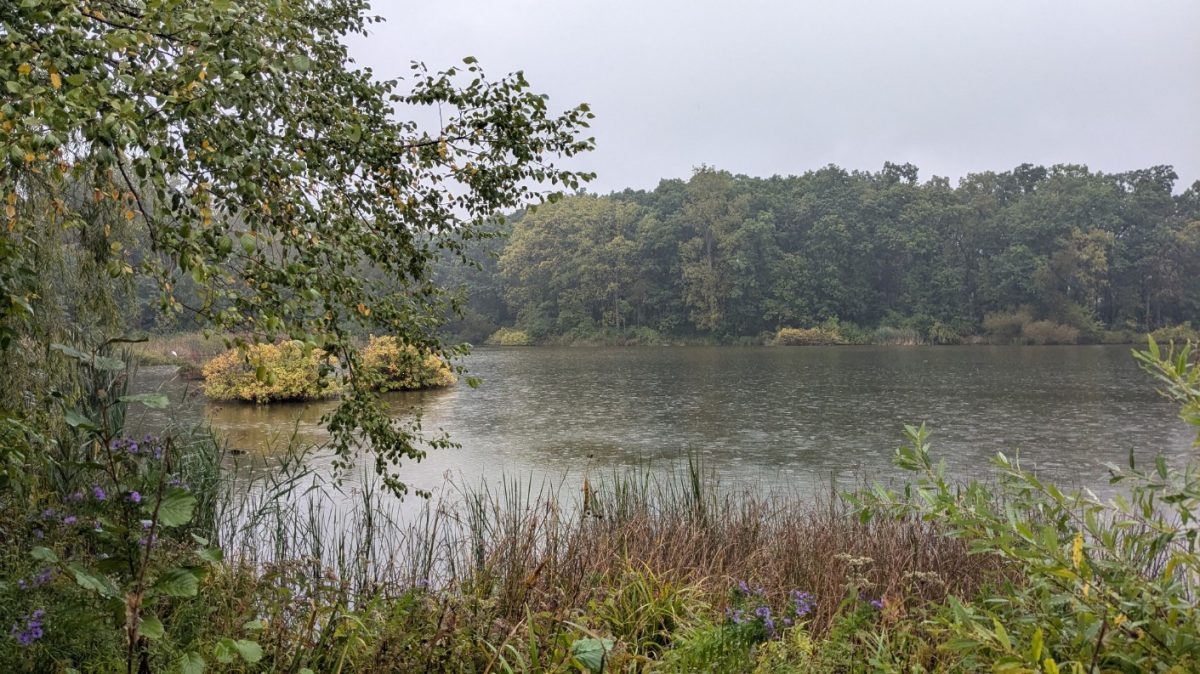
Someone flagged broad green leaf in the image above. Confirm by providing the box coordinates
[570,637,612,673]
[31,546,59,563]
[214,639,236,664]
[138,616,165,640]
[233,640,264,663]
[177,651,206,674]
[120,393,170,409]
[68,564,119,597]
[153,568,200,597]
[157,489,197,527]
[64,409,96,429]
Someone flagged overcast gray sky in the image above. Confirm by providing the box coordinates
[347,0,1200,193]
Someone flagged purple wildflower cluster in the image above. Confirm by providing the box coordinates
[10,609,45,646]
[725,581,816,641]
[15,568,53,590]
[110,435,164,460]
[791,590,815,618]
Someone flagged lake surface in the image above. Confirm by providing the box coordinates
[137,345,1195,497]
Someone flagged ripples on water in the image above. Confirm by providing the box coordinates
[134,345,1194,503]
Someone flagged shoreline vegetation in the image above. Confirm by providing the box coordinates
[137,321,1200,369]
[134,334,457,404]
[2,340,1198,671]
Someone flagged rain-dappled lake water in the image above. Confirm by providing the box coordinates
[132,345,1196,501]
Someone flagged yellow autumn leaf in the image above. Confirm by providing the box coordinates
[50,71,62,90]
[1071,532,1083,569]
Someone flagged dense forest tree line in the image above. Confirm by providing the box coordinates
[438,163,1200,344]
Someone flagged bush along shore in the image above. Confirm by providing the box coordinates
[185,335,456,403]
[479,321,1200,348]
[1,339,1198,672]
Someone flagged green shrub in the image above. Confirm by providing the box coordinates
[981,307,1034,343]
[1100,329,1138,344]
[1150,322,1199,344]
[1021,320,1080,345]
[774,326,844,346]
[927,321,963,345]
[359,335,456,392]
[853,339,1200,672]
[486,327,534,346]
[201,341,340,403]
[590,565,705,658]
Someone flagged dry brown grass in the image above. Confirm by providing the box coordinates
[449,478,1000,636]
[220,460,1005,641]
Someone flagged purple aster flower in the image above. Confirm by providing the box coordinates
[69,491,83,502]
[791,590,815,617]
[737,580,751,595]
[869,598,884,610]
[92,485,107,501]
[10,609,46,646]
[782,617,794,627]
[62,515,77,525]
[40,508,56,520]
[127,491,141,504]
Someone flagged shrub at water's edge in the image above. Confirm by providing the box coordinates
[486,327,534,346]
[201,336,456,402]
[201,341,340,403]
[359,335,456,392]
[773,326,845,346]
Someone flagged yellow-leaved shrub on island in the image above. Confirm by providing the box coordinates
[359,335,457,392]
[201,341,341,403]
[486,327,533,346]
[774,326,845,346]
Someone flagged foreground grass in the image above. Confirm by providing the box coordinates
[1,447,1001,672]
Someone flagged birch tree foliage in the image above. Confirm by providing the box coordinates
[1,0,595,496]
